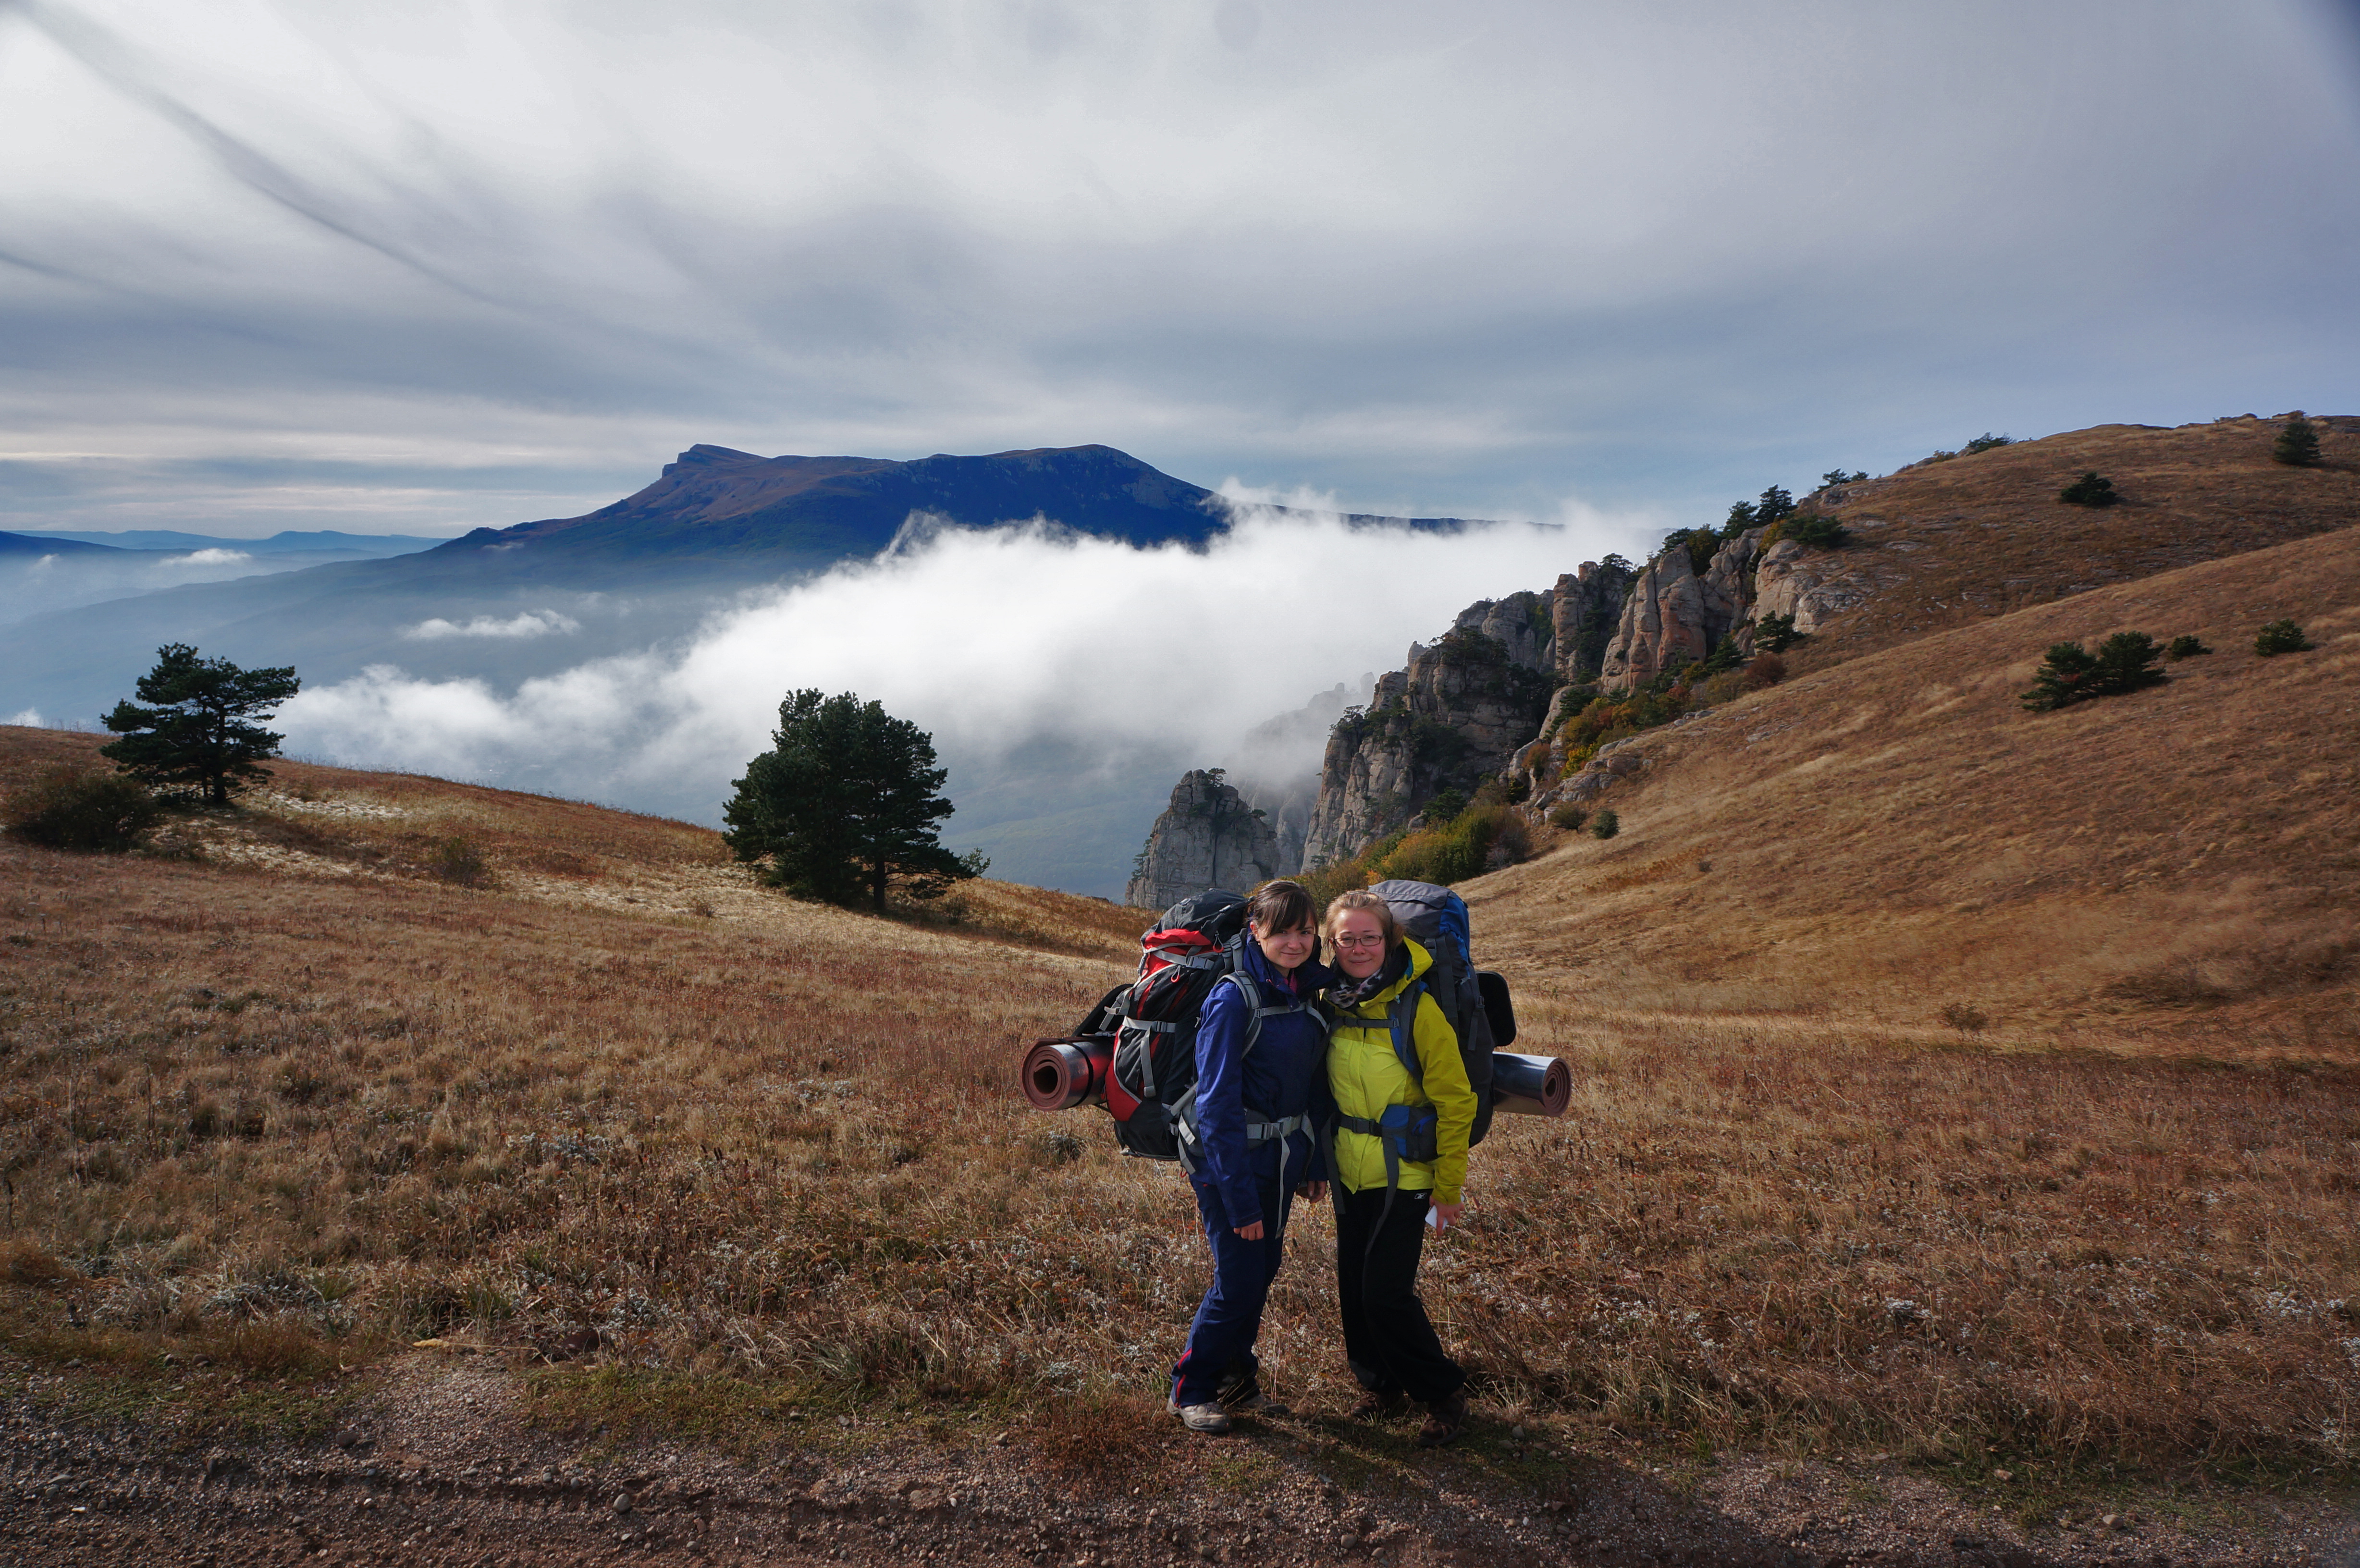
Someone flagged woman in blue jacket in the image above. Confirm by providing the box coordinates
[1168,879,1333,1434]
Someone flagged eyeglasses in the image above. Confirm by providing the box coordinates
[1332,934,1387,949]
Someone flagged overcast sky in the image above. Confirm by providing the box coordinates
[4,0,2358,541]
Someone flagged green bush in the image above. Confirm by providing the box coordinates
[2254,619,2313,656]
[2021,631,2167,711]
[2272,413,2321,468]
[1590,809,1620,840]
[1776,513,1850,550]
[1964,433,2014,454]
[2059,471,2117,507]
[432,835,490,887]
[1820,469,1868,487]
[1548,802,1589,832]
[1756,612,1809,653]
[2164,635,2211,661]
[4,766,162,851]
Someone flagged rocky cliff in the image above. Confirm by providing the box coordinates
[1297,588,1580,868]
[1124,770,1285,910]
[1598,529,1763,691]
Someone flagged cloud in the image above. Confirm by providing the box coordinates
[1,1,2355,538]
[280,502,1626,822]
[156,547,251,568]
[404,609,581,640]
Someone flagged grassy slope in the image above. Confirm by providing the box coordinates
[1489,513,2359,1058]
[2,719,2356,1518]
[1775,414,2360,672]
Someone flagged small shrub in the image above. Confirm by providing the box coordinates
[1590,809,1620,840]
[1755,613,1809,653]
[2164,635,2211,660]
[1926,448,1958,464]
[2272,412,2321,468]
[432,835,490,886]
[1548,802,1589,832]
[1964,433,2014,454]
[1779,513,1850,550]
[2254,619,2312,656]
[2021,632,2167,711]
[1742,651,1788,690]
[1484,812,1532,870]
[2059,471,2117,506]
[4,767,162,851]
[1940,1003,1990,1037]
[1820,469,1867,487]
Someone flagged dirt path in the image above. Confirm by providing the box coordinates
[6,1355,2352,1568]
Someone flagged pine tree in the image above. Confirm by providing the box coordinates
[2273,413,2322,467]
[722,688,981,910]
[2021,632,2166,710]
[2059,472,2117,507]
[99,644,300,804]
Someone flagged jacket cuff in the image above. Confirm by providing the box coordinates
[1432,1183,1463,1205]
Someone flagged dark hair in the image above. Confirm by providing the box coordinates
[1245,879,1316,935]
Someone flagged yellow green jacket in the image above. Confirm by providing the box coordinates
[1325,939,1476,1202]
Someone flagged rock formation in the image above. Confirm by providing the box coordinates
[1124,770,1285,910]
[1598,529,1761,692]
[1551,559,1634,682]
[1223,681,1371,873]
[1299,619,1557,868]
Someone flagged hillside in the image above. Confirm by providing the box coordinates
[1472,522,2360,1055]
[5,722,2358,1565]
[1775,414,2360,675]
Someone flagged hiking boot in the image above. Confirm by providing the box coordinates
[1167,1397,1233,1435]
[1413,1390,1468,1449]
[1350,1389,1409,1422]
[1216,1374,1288,1417]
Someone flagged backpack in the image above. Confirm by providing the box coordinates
[1096,890,1323,1164]
[1362,879,1508,1151]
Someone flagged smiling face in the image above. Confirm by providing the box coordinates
[1251,919,1317,976]
[1329,906,1389,980]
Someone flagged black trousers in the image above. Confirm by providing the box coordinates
[1334,1184,1465,1406]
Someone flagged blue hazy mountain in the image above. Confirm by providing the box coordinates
[11,528,443,556]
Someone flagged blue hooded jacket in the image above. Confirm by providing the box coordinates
[1189,938,1333,1230]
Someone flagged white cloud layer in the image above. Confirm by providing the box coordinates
[280,504,1620,817]
[3,1,2356,537]
[404,609,581,640]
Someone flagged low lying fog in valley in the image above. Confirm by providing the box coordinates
[259,499,1623,894]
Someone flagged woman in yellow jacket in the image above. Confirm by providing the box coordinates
[1320,888,1477,1447]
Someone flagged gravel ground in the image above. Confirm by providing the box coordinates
[4,1354,2354,1568]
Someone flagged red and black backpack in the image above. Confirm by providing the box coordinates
[1072,890,1321,1163]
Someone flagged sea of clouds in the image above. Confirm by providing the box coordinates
[277,495,1637,834]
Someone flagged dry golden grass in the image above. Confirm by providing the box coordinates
[1779,414,2360,673]
[1482,524,2360,1056]
[2,702,2354,1490]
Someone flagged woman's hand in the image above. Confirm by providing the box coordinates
[1429,1200,1464,1230]
[1234,1220,1266,1240]
[1296,1180,1328,1202]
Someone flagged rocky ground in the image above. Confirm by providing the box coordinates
[5,1353,2353,1568]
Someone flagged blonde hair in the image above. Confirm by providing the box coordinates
[1320,888,1399,951]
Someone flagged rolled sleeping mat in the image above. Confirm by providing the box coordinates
[1490,1052,1571,1118]
[1021,1035,1115,1112]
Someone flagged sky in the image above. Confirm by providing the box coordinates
[5,0,2358,543]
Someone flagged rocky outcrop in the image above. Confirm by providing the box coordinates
[1125,770,1284,910]
[1224,681,1369,873]
[1450,592,1556,676]
[1551,560,1634,682]
[1300,622,1557,868]
[1753,534,1875,634]
[1598,530,1762,692]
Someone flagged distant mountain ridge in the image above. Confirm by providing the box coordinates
[430,443,1235,572]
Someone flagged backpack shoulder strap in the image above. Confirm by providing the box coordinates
[1387,978,1426,1085]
